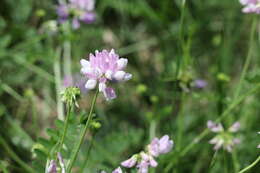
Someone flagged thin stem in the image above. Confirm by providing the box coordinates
[233,17,257,99]
[63,41,72,81]
[232,150,239,172]
[80,132,96,173]
[54,46,65,120]
[238,155,260,173]
[149,120,156,141]
[175,0,186,78]
[59,104,72,152]
[67,89,99,172]
[0,135,35,173]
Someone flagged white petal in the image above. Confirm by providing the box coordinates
[114,71,126,81]
[117,58,128,70]
[85,79,97,89]
[99,83,106,92]
[123,73,132,81]
[80,59,90,67]
[81,67,93,75]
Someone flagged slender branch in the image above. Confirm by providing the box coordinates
[67,89,99,172]
[54,46,65,120]
[233,17,257,99]
[238,155,260,173]
[59,104,72,152]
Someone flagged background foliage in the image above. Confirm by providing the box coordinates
[0,0,259,172]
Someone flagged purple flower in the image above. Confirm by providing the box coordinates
[121,155,137,168]
[137,160,149,173]
[193,79,207,89]
[209,137,224,151]
[63,75,88,93]
[46,160,57,173]
[148,135,174,157]
[228,122,241,132]
[57,152,65,173]
[207,121,240,152]
[112,167,123,173]
[207,120,224,133]
[121,135,174,172]
[239,0,260,14]
[57,4,69,22]
[80,49,132,101]
[57,0,96,29]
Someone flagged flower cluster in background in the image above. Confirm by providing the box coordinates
[47,153,65,173]
[207,121,241,152]
[121,135,173,173]
[57,0,96,29]
[80,49,132,101]
[239,0,260,14]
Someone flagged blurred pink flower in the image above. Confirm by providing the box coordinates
[57,0,96,29]
[207,121,241,152]
[80,49,132,101]
[207,120,224,133]
[228,122,241,132]
[148,135,174,157]
[121,155,137,168]
[112,167,123,173]
[47,160,57,173]
[121,135,173,172]
[239,0,260,14]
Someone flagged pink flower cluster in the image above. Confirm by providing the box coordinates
[57,0,96,29]
[46,153,65,173]
[207,121,241,152]
[239,0,260,14]
[121,135,173,173]
[80,49,132,101]
[101,167,123,173]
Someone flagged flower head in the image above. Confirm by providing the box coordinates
[46,153,65,173]
[80,49,132,101]
[239,0,260,14]
[112,167,123,173]
[121,155,138,168]
[207,121,241,152]
[121,135,173,172]
[57,0,96,29]
[47,160,57,173]
[147,135,174,157]
[193,79,208,89]
[207,120,224,133]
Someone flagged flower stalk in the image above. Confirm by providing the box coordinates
[67,88,99,172]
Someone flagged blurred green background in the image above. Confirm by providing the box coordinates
[0,0,259,172]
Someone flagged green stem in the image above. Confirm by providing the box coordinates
[238,155,260,173]
[0,136,35,173]
[54,46,65,120]
[63,41,72,80]
[232,150,239,172]
[59,104,72,152]
[67,89,99,172]
[233,17,257,99]
[175,0,186,78]
[149,120,156,141]
[80,132,96,173]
